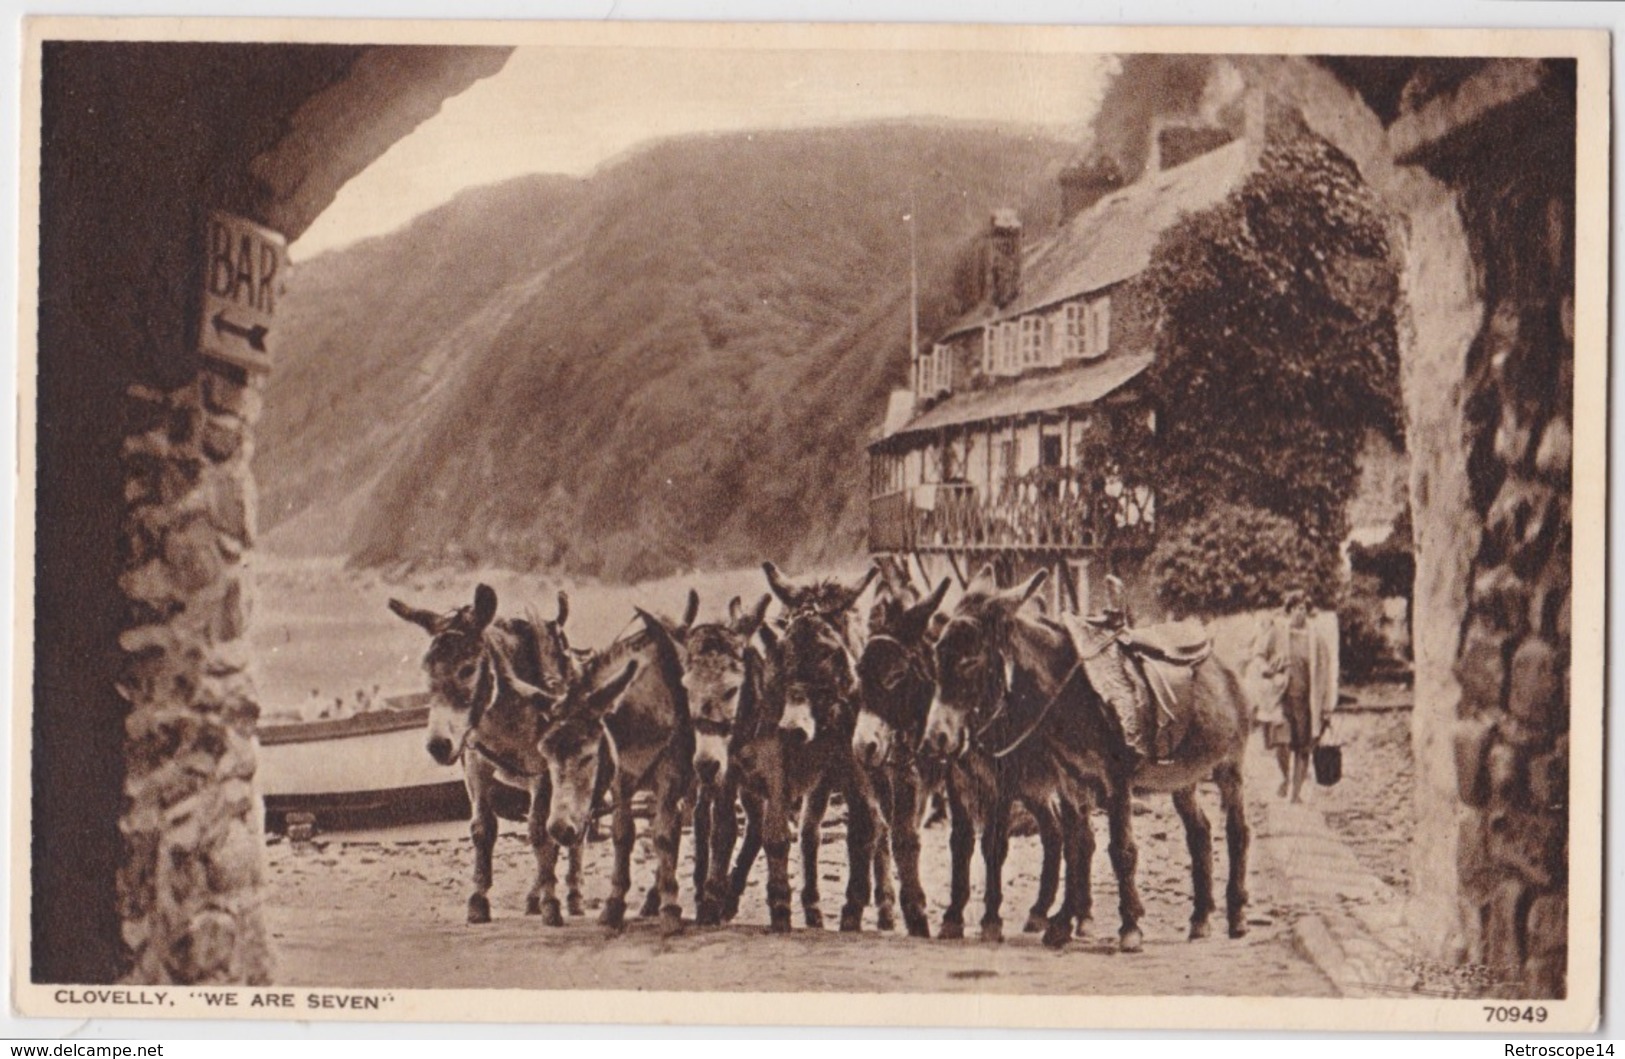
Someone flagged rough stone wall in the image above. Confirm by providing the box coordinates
[117,369,270,984]
[1426,71,1575,1000]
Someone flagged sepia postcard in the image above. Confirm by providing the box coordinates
[11,16,1609,1032]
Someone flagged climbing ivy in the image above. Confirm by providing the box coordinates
[1141,120,1402,613]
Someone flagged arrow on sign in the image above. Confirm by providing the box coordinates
[211,312,269,352]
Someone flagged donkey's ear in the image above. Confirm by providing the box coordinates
[834,564,881,612]
[680,588,700,632]
[758,623,782,660]
[762,561,798,608]
[727,596,743,623]
[471,584,498,630]
[998,569,1048,609]
[927,611,950,643]
[635,607,687,687]
[586,661,640,715]
[388,598,440,633]
[735,594,772,639]
[491,649,563,715]
[967,563,999,596]
[899,578,952,641]
[555,590,570,628]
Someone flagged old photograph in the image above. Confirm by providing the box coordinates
[13,19,1607,1031]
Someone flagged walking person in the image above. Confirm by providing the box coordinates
[1254,589,1335,803]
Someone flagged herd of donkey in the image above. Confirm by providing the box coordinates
[386,556,1254,954]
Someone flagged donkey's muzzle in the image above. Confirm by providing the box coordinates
[549,823,579,847]
[695,758,721,785]
[427,737,456,766]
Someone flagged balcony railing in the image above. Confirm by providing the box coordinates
[868,483,1153,554]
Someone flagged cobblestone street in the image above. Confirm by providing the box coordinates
[267,743,1351,997]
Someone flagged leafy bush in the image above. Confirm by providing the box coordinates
[1149,503,1340,618]
[1140,115,1403,594]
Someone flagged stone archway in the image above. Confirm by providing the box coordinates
[33,40,509,984]
[1234,56,1577,997]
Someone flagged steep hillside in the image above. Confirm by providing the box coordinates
[257,123,1073,581]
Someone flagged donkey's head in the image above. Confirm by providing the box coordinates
[536,659,640,848]
[390,584,566,766]
[921,566,1048,761]
[761,563,877,744]
[854,577,949,769]
[639,594,769,787]
[391,584,499,765]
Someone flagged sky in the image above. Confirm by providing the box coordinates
[292,46,1116,259]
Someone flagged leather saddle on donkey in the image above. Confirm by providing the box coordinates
[1062,602,1211,765]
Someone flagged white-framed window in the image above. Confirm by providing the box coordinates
[996,321,1020,375]
[1058,302,1085,359]
[1084,297,1112,358]
[933,344,949,393]
[1020,316,1044,367]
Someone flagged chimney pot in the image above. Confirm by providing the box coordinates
[986,209,1022,308]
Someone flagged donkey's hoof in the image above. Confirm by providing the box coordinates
[467,895,491,925]
[979,919,1004,944]
[639,888,662,919]
[696,897,723,927]
[1075,916,1094,938]
[1023,912,1049,934]
[905,912,931,939]
[540,898,565,928]
[1188,919,1211,941]
[721,897,741,922]
[839,906,864,933]
[1228,918,1249,939]
[768,911,793,935]
[659,910,685,937]
[1119,927,1144,953]
[938,919,965,941]
[567,893,586,917]
[1041,919,1072,950]
[804,907,825,929]
[599,897,627,930]
[524,894,543,916]
[876,906,898,932]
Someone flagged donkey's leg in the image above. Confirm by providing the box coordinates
[1105,780,1146,952]
[978,796,1011,942]
[691,785,712,912]
[838,771,879,933]
[465,768,498,924]
[727,789,764,922]
[940,784,975,940]
[565,838,585,917]
[525,776,566,926]
[599,779,636,932]
[1172,785,1216,940]
[1025,798,1061,933]
[1075,787,1097,937]
[762,762,794,934]
[1042,798,1084,948]
[888,771,930,938]
[698,781,736,926]
[1216,762,1251,938]
[870,772,899,932]
[799,780,831,928]
[651,766,688,936]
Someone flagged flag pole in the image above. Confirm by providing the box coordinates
[908,186,919,382]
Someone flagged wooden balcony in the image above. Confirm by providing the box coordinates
[868,483,1153,555]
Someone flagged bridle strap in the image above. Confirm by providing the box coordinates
[987,663,1077,760]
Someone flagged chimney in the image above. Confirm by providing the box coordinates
[986,209,1022,308]
[1058,156,1126,225]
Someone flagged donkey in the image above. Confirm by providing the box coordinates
[634,593,772,927]
[757,561,898,933]
[853,576,1066,941]
[923,566,1252,951]
[538,602,698,937]
[389,584,584,925]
